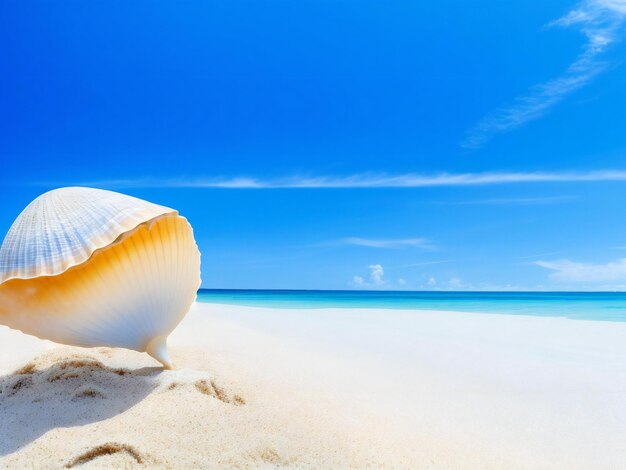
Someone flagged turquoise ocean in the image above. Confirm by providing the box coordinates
[197,290,626,322]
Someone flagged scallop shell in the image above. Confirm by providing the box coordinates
[0,187,201,369]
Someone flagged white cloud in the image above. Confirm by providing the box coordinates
[418,276,478,291]
[398,278,407,286]
[369,264,385,285]
[462,0,626,149]
[351,264,388,288]
[534,257,626,282]
[332,237,434,249]
[68,169,626,189]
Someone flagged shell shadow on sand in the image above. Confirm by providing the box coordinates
[0,349,161,457]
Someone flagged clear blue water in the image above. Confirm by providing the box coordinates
[197,289,626,322]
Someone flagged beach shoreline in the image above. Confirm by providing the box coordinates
[2,302,626,468]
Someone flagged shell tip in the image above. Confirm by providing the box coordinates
[146,336,174,370]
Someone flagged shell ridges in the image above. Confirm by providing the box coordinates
[0,187,175,283]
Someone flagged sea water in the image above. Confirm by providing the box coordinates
[197,290,626,322]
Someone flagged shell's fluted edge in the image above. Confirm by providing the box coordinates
[0,187,176,284]
[0,213,202,363]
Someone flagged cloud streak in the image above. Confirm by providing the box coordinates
[462,0,626,149]
[331,237,434,250]
[434,196,577,205]
[68,169,626,189]
[518,251,561,260]
[390,260,452,268]
[534,257,626,283]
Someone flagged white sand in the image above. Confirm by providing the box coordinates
[2,303,626,468]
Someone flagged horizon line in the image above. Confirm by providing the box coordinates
[197,288,626,293]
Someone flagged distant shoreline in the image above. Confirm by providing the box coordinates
[199,288,626,294]
[196,289,626,322]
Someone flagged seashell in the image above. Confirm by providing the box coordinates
[0,187,201,369]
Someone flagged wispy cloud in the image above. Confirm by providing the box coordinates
[330,237,434,250]
[534,257,626,282]
[390,260,452,268]
[462,0,626,149]
[434,196,576,205]
[518,251,561,260]
[64,169,626,189]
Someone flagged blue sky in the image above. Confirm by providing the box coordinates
[2,0,626,290]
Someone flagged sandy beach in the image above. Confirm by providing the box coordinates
[2,303,626,468]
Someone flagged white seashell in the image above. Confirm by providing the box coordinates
[0,187,201,369]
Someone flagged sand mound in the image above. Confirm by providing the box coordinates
[0,346,244,466]
[194,379,245,405]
